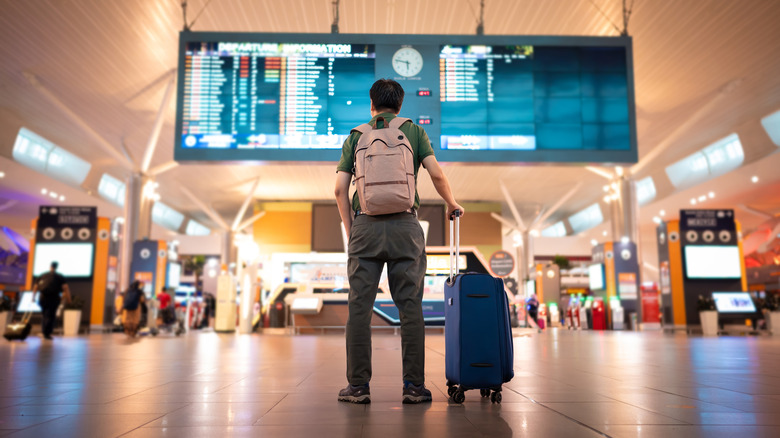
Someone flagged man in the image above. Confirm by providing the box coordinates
[31,261,71,340]
[334,79,464,404]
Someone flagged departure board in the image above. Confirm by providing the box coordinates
[181,42,373,151]
[174,33,637,163]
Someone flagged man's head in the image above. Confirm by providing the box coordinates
[370,79,404,115]
[50,261,58,272]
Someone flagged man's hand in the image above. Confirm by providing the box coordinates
[447,203,465,220]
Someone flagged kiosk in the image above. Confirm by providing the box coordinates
[591,241,640,330]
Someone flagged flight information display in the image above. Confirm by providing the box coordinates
[180,42,373,151]
[174,33,637,163]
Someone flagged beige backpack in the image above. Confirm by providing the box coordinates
[352,116,415,216]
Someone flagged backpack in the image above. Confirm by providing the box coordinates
[123,288,142,311]
[352,116,416,216]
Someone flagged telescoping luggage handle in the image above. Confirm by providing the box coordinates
[448,210,462,284]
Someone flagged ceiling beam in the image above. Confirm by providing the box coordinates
[232,177,261,231]
[236,211,266,233]
[148,161,179,176]
[533,182,583,230]
[23,72,135,170]
[140,75,176,173]
[584,166,614,180]
[498,180,526,232]
[179,185,230,231]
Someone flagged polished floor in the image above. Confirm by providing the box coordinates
[1,328,779,437]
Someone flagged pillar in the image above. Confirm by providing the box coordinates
[118,173,155,293]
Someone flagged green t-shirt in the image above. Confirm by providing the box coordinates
[336,112,435,211]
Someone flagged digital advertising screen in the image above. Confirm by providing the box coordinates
[175,33,636,164]
[712,292,757,313]
[167,262,182,288]
[33,243,94,278]
[683,245,742,279]
[589,263,605,291]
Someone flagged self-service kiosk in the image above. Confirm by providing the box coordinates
[591,297,606,330]
[580,297,591,329]
[591,241,640,330]
[656,209,747,330]
[25,206,116,331]
[610,297,624,330]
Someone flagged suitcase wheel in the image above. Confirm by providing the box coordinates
[480,388,490,398]
[452,389,465,404]
[490,390,502,404]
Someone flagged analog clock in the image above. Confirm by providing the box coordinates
[392,47,423,77]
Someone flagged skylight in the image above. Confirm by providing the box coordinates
[152,202,185,231]
[97,173,126,207]
[761,109,780,147]
[569,203,604,233]
[186,220,211,236]
[541,221,567,237]
[665,133,744,189]
[636,176,656,206]
[13,127,91,186]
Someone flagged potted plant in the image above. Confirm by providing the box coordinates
[763,294,780,335]
[697,295,718,336]
[62,296,84,336]
[0,296,12,337]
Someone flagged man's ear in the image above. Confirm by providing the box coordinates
[369,99,375,113]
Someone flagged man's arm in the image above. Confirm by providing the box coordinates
[421,155,464,218]
[62,283,72,305]
[334,171,354,239]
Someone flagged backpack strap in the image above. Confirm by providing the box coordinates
[389,117,411,129]
[351,123,373,134]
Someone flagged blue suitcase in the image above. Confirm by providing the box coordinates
[444,213,514,403]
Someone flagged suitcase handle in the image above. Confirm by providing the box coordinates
[449,210,461,284]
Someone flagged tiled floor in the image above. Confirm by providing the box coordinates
[1,328,779,437]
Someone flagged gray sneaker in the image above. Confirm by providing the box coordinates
[402,382,432,404]
[338,383,370,404]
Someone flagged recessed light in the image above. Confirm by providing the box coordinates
[59,195,65,201]
[690,198,697,205]
[751,176,759,183]
[602,230,608,236]
[49,192,58,198]
[603,195,611,203]
[590,239,598,246]
[0,171,5,178]
[659,210,666,216]
[41,188,48,195]
[653,217,661,224]
[698,195,707,202]
[708,192,715,198]
[603,185,610,192]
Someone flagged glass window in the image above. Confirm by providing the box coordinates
[702,133,743,177]
[665,151,710,189]
[152,202,185,231]
[569,203,603,233]
[186,220,211,236]
[97,173,126,207]
[761,109,780,147]
[636,176,656,206]
[541,221,567,237]
[12,127,91,186]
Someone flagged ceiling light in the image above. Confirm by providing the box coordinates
[0,171,5,178]
[530,230,540,237]
[603,185,610,193]
[751,176,759,183]
[652,217,661,224]
[41,188,48,195]
[59,195,65,201]
[708,192,715,199]
[590,239,598,246]
[603,195,611,203]
[49,192,58,198]
[610,182,618,191]
[602,230,608,236]
[698,195,706,202]
[690,198,697,205]
[611,193,619,201]
[659,210,666,216]
[615,166,624,176]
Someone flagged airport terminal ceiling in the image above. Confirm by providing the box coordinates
[0,0,779,236]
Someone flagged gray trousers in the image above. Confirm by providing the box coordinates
[346,212,427,386]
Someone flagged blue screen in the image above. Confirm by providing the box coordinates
[174,33,636,163]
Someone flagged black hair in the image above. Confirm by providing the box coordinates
[370,79,404,113]
[51,261,58,270]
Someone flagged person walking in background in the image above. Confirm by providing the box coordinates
[31,261,71,340]
[121,281,146,338]
[334,79,464,404]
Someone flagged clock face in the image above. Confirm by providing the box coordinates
[392,47,423,77]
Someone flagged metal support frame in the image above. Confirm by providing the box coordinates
[141,75,177,173]
[231,178,261,231]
